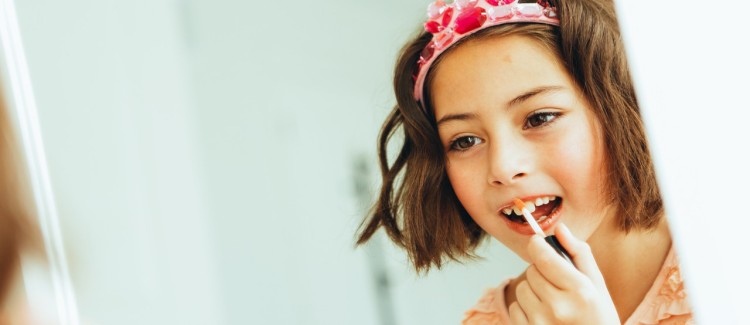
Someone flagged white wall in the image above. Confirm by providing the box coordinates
[12,0,526,324]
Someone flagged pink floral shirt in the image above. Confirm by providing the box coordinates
[462,247,693,324]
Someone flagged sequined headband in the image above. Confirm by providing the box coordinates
[413,0,560,105]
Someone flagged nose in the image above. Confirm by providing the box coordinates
[487,136,530,186]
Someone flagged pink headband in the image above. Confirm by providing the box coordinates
[413,0,560,106]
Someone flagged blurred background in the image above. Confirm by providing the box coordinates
[3,0,750,324]
[1,0,524,324]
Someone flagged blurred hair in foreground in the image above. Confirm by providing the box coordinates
[0,87,40,323]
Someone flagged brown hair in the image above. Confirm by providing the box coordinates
[357,0,662,273]
[0,88,38,305]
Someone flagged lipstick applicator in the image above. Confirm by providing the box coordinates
[513,198,574,265]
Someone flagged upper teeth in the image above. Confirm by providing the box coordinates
[501,196,557,216]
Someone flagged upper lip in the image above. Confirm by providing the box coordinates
[497,195,559,212]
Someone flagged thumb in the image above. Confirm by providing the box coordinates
[555,223,608,289]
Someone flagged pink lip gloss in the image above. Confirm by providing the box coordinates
[514,198,574,265]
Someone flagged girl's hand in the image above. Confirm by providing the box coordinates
[508,223,620,325]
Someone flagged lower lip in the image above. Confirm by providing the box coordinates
[501,202,563,236]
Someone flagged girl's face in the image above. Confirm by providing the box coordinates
[431,35,612,262]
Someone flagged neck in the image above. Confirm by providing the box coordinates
[587,215,672,322]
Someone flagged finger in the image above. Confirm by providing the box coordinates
[508,302,529,325]
[525,264,561,302]
[527,234,584,290]
[515,280,542,313]
[555,223,607,288]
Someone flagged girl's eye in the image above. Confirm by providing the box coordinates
[449,136,483,151]
[524,111,561,129]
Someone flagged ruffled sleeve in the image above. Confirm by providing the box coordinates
[462,279,512,325]
[625,248,694,325]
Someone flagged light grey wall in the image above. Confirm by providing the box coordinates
[14,1,223,323]
[12,0,526,324]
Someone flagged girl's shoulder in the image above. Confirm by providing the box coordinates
[461,278,513,325]
[624,247,694,325]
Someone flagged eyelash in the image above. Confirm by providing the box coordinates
[448,135,483,152]
[447,111,562,152]
[523,111,562,130]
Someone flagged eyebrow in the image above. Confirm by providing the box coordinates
[436,112,479,126]
[507,85,565,107]
[435,85,565,126]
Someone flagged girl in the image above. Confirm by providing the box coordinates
[357,0,693,324]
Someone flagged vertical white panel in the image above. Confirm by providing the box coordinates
[617,1,750,324]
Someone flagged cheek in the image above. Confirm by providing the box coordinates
[446,159,485,215]
[446,161,475,201]
[544,121,607,205]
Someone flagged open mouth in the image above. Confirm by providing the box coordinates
[500,196,562,224]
